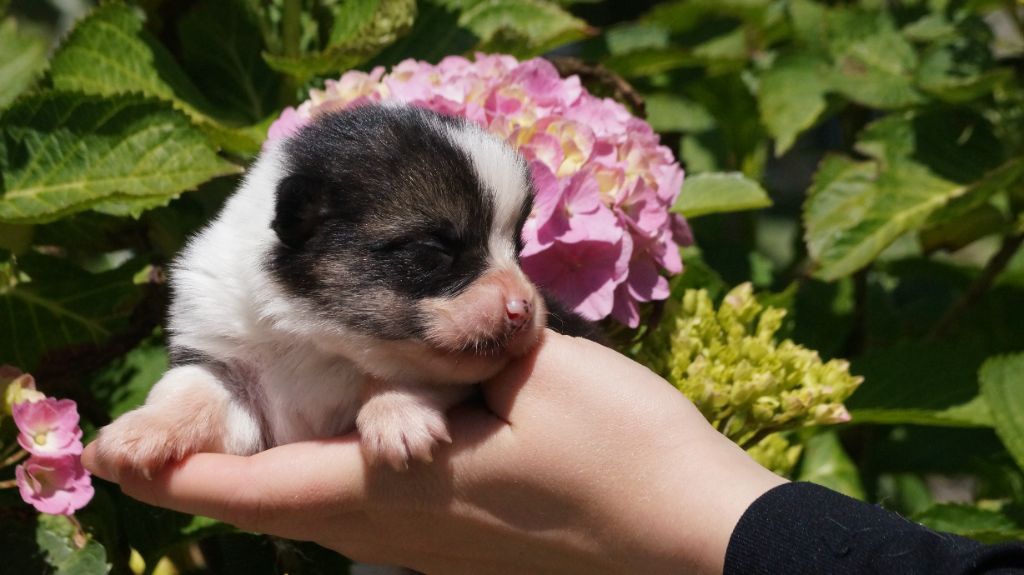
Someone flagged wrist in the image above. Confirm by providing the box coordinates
[640,432,788,575]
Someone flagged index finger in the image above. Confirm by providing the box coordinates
[82,436,369,530]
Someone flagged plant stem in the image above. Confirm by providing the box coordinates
[840,269,869,358]
[739,425,787,450]
[929,232,1024,340]
[2,449,28,467]
[0,478,17,489]
[278,0,305,107]
[282,0,302,59]
[0,440,21,461]
[547,56,647,118]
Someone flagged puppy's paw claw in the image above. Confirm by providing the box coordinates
[357,397,450,471]
[92,408,205,481]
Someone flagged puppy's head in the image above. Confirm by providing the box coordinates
[268,105,545,381]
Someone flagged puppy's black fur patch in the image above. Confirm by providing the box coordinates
[269,106,501,340]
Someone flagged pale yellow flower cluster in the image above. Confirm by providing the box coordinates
[635,283,862,452]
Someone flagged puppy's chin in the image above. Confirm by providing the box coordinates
[352,325,543,386]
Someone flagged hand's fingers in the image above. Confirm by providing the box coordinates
[83,436,370,531]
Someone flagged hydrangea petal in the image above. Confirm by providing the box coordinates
[13,398,84,457]
[16,455,94,515]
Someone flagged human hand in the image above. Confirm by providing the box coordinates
[83,330,785,575]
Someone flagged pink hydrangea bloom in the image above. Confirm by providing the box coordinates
[266,54,692,326]
[13,398,84,457]
[16,455,94,515]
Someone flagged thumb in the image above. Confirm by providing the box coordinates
[479,329,600,422]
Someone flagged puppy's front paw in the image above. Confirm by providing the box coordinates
[93,407,217,481]
[356,394,451,471]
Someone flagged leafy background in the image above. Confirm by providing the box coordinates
[2,0,1024,572]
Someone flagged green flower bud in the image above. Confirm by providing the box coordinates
[349,0,417,56]
[2,366,42,416]
[751,396,780,422]
[746,433,803,476]
[631,282,862,471]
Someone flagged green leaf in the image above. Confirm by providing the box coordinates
[913,504,1024,543]
[806,109,1024,280]
[790,278,855,359]
[87,338,168,419]
[672,172,771,218]
[803,155,877,263]
[458,0,593,57]
[680,133,722,173]
[856,111,1004,182]
[901,13,956,42]
[178,0,281,124]
[50,3,216,125]
[829,28,924,109]
[329,0,386,46]
[787,0,829,50]
[604,47,699,78]
[757,53,830,155]
[263,0,416,79]
[917,48,1011,103]
[807,156,1024,281]
[0,254,144,370]
[36,514,110,575]
[797,430,866,500]
[644,93,715,133]
[852,396,993,428]
[847,339,992,427]
[980,353,1024,472]
[876,473,933,517]
[920,203,1007,253]
[643,0,773,34]
[914,16,1008,103]
[605,22,669,55]
[90,194,178,219]
[0,92,239,224]
[0,17,48,110]
[692,27,747,66]
[112,491,235,568]
[49,2,263,154]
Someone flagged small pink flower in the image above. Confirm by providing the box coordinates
[16,455,94,515]
[13,398,84,457]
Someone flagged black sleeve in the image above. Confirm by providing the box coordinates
[724,482,1024,574]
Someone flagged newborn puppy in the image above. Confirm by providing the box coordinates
[94,104,551,476]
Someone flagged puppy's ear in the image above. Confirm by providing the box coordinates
[272,175,329,248]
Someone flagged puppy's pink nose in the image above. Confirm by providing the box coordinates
[506,299,532,329]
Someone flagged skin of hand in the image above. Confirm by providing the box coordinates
[83,329,786,575]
